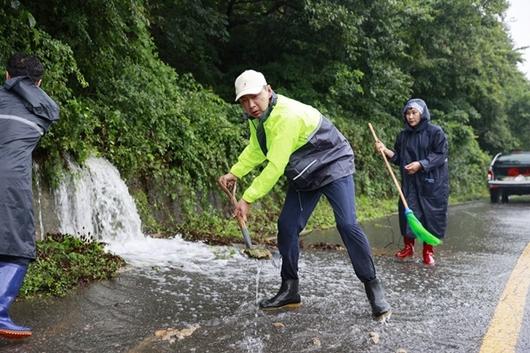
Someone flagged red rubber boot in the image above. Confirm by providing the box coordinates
[395,237,415,260]
[423,244,435,266]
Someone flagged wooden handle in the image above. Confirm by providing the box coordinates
[218,180,238,207]
[218,180,253,248]
[368,123,409,209]
[218,180,245,223]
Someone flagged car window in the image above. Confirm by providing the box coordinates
[496,152,530,166]
[488,151,530,203]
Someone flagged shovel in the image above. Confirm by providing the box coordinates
[218,181,272,259]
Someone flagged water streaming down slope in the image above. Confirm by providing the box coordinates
[30,159,525,353]
[54,156,221,268]
[55,156,144,241]
[33,161,46,239]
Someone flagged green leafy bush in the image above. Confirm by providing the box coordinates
[20,234,125,298]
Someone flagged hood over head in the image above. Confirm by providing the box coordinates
[4,76,59,122]
[401,98,430,124]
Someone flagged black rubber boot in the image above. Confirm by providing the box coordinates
[259,279,301,310]
[364,277,391,320]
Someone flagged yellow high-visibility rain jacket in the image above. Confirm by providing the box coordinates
[230,94,354,203]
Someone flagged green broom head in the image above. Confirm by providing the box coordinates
[405,208,442,246]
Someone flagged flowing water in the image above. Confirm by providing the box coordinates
[55,156,144,242]
[32,162,45,239]
[53,157,224,268]
[2,157,529,353]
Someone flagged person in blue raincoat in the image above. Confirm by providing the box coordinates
[375,98,449,266]
[0,53,59,338]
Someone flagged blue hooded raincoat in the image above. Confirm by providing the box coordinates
[390,99,449,239]
[0,76,59,259]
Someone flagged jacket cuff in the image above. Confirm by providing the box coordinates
[230,165,245,179]
[419,159,429,172]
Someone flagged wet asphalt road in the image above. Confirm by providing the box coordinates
[1,198,529,353]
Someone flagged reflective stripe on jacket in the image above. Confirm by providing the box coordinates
[230,94,354,203]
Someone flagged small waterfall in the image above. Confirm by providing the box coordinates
[54,156,225,269]
[33,162,45,240]
[55,156,144,242]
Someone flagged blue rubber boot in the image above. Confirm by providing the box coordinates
[0,262,32,338]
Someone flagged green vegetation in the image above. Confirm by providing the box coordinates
[20,234,125,298]
[1,0,529,242]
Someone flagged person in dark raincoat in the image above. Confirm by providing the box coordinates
[375,98,448,266]
[0,53,59,338]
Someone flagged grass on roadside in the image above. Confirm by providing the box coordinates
[20,233,126,298]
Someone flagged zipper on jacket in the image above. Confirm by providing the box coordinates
[293,159,317,180]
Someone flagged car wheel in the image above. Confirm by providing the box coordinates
[490,190,499,203]
[501,193,509,203]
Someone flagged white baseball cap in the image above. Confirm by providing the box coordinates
[234,69,267,101]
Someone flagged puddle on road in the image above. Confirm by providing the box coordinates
[2,201,530,353]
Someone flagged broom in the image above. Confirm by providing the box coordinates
[218,181,272,259]
[368,123,442,246]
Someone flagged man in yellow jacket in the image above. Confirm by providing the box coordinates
[219,70,391,319]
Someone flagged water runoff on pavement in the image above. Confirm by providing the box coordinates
[26,155,528,353]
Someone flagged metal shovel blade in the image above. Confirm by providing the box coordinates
[240,225,253,248]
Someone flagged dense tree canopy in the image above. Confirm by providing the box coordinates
[1,0,529,233]
[150,0,529,149]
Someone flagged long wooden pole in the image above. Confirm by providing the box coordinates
[368,123,409,209]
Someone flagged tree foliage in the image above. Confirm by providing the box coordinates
[1,0,529,235]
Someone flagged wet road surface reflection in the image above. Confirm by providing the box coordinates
[1,199,529,352]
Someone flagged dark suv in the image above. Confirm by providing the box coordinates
[487,151,530,203]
